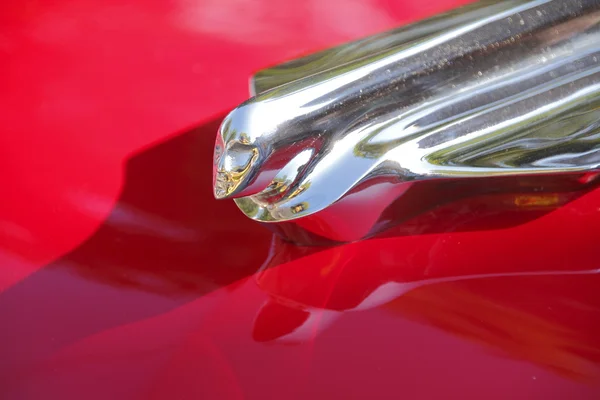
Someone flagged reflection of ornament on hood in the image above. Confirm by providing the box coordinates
[252,235,600,381]
[213,0,600,244]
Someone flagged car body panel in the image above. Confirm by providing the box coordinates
[2,0,600,399]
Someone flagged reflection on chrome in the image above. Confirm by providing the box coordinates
[213,0,600,243]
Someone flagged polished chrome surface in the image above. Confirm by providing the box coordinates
[213,0,600,242]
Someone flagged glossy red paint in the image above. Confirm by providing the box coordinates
[1,0,600,399]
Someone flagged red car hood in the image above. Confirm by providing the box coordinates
[2,0,600,399]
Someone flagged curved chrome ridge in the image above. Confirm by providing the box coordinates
[213,0,600,243]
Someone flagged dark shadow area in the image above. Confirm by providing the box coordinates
[54,114,273,297]
[0,114,274,373]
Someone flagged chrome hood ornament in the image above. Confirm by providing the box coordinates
[213,0,600,244]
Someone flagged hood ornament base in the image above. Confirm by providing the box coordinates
[213,0,600,244]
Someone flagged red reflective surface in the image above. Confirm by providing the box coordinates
[2,0,600,399]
